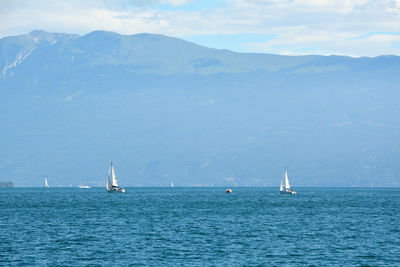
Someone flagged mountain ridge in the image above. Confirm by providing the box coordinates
[2,30,399,79]
[1,30,325,76]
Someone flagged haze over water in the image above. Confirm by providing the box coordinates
[1,187,399,265]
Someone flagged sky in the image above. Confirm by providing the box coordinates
[0,0,400,56]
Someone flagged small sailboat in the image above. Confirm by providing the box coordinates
[170,181,174,188]
[280,167,296,195]
[106,162,125,193]
[45,177,49,188]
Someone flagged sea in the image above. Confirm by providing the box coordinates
[1,187,399,266]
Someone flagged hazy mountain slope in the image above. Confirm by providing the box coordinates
[0,31,399,187]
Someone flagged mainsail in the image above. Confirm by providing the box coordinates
[45,177,49,188]
[107,173,112,190]
[284,168,290,189]
[110,162,118,187]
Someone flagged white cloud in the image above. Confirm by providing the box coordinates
[65,90,82,101]
[0,0,399,56]
[160,0,193,6]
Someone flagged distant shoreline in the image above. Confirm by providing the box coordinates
[0,181,13,188]
[2,186,400,189]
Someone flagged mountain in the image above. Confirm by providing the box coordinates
[1,30,399,187]
[0,30,317,77]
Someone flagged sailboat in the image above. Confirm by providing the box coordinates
[280,167,296,195]
[45,177,49,188]
[106,162,125,193]
[170,181,174,188]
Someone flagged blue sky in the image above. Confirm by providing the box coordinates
[1,0,400,56]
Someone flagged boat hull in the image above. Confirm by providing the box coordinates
[280,190,296,195]
[107,187,125,193]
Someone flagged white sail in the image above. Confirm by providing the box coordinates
[280,179,283,191]
[106,174,112,190]
[110,162,118,187]
[171,181,174,187]
[284,168,291,189]
[45,177,49,188]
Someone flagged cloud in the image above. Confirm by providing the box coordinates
[244,31,400,56]
[0,0,399,56]
[65,90,82,101]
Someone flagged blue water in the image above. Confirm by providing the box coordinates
[1,188,399,266]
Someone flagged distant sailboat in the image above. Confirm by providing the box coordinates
[280,167,296,195]
[106,162,125,193]
[45,177,49,188]
[170,181,174,188]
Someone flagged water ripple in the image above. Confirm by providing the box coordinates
[1,187,400,266]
